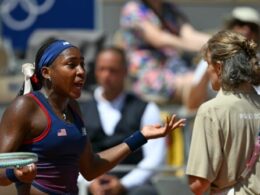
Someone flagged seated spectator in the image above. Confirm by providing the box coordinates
[120,0,210,108]
[80,46,165,195]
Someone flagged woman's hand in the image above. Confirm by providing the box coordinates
[15,163,37,183]
[141,115,186,139]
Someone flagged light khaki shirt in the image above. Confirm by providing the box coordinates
[186,89,260,194]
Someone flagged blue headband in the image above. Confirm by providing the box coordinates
[37,40,75,75]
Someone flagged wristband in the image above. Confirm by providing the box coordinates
[5,168,20,183]
[124,131,147,152]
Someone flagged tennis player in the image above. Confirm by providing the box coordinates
[0,39,185,195]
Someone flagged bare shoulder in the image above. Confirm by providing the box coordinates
[4,95,39,116]
[0,95,40,152]
[1,94,40,129]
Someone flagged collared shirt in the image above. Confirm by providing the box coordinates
[186,89,260,194]
[94,86,166,189]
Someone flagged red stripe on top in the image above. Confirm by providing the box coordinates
[23,93,52,144]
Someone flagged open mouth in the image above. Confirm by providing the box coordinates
[73,81,84,90]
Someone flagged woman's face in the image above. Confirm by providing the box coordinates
[47,47,86,99]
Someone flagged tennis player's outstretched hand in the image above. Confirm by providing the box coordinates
[15,163,37,183]
[141,114,185,139]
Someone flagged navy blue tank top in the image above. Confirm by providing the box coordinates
[18,91,87,195]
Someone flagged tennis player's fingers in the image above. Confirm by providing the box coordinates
[16,163,37,175]
[14,163,37,183]
[167,115,186,129]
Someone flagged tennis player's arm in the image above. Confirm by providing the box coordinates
[79,137,131,181]
[0,96,34,152]
[0,96,35,185]
[80,115,185,181]
[0,170,11,185]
